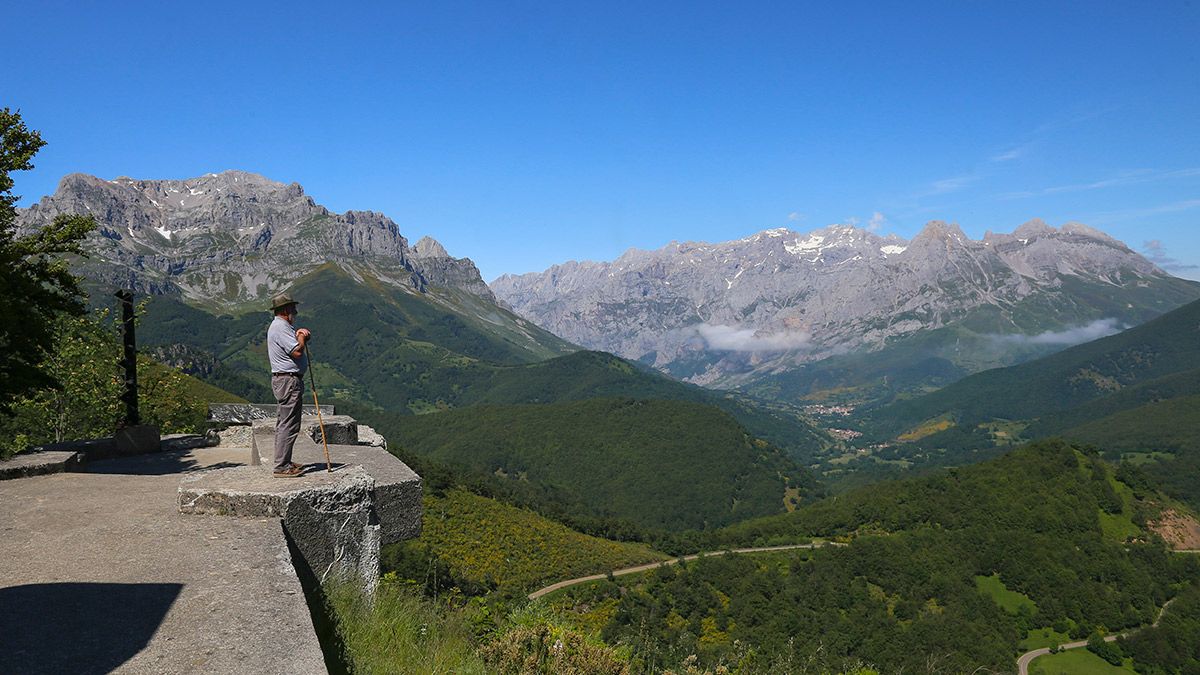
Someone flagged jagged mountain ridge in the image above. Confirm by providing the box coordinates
[16,170,495,307]
[492,220,1199,396]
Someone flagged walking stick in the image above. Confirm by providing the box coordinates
[303,343,333,473]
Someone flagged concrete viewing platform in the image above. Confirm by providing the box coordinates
[0,412,422,674]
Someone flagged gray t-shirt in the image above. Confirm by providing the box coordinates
[267,316,308,375]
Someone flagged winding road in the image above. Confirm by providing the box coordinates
[1016,596,1178,675]
[530,540,1187,673]
[528,542,844,600]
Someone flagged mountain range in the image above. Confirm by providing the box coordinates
[492,221,1200,403]
[16,170,831,529]
[21,169,1200,498]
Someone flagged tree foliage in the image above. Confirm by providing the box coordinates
[0,107,95,410]
[380,397,812,531]
[2,310,124,451]
[1086,632,1123,667]
[0,307,230,456]
[1121,582,1200,674]
[547,441,1199,673]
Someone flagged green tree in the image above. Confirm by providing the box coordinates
[1,307,217,456]
[1087,632,1124,666]
[5,310,124,448]
[0,108,95,410]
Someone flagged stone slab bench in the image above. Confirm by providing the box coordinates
[0,451,82,481]
[178,464,374,518]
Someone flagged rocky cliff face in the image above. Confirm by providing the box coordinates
[16,171,496,307]
[492,221,1196,390]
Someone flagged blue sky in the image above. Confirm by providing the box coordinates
[8,1,1199,280]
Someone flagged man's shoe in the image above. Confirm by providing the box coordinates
[274,464,305,478]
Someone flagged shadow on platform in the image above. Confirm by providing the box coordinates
[87,449,240,476]
[0,582,182,674]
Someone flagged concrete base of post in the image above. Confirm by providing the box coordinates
[114,425,161,456]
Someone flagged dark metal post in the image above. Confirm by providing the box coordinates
[115,290,139,427]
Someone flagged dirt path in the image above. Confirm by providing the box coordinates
[528,542,844,600]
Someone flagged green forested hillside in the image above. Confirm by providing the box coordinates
[714,440,1140,545]
[459,350,831,462]
[1056,395,1200,511]
[127,267,829,462]
[1024,366,1200,438]
[854,299,1200,507]
[379,398,813,531]
[543,440,1198,673]
[383,489,668,594]
[868,298,1200,435]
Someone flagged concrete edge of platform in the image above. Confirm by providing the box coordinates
[0,451,83,481]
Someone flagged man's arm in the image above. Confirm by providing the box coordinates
[289,329,310,359]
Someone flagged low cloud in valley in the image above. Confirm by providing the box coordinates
[993,318,1125,347]
[693,324,812,352]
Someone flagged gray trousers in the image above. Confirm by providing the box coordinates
[272,373,304,471]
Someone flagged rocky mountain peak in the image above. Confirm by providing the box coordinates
[412,236,450,258]
[1012,218,1056,238]
[1061,221,1119,244]
[912,220,968,243]
[16,171,496,308]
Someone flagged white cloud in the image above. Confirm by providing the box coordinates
[1142,239,1199,272]
[989,145,1029,162]
[1104,199,1200,219]
[1001,167,1200,200]
[916,175,979,198]
[867,211,887,232]
[787,211,805,222]
[692,323,811,352]
[993,318,1125,347]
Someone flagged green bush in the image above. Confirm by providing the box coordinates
[326,578,488,674]
[480,623,629,675]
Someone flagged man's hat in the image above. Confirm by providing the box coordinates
[270,292,299,312]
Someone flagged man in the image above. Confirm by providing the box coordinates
[267,292,311,477]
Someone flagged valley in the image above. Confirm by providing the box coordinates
[15,169,1200,673]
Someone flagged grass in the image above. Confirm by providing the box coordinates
[974,573,1037,614]
[1121,450,1176,466]
[1028,648,1134,675]
[326,579,488,674]
[978,419,1027,445]
[1019,627,1071,651]
[897,415,955,442]
[1099,511,1142,542]
[1098,473,1142,543]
